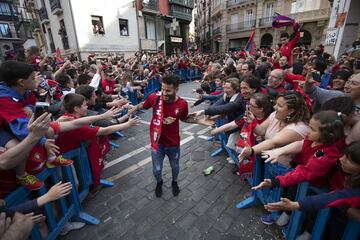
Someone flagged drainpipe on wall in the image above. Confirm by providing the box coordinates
[135,1,142,52]
[68,0,81,60]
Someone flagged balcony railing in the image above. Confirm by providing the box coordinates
[171,10,192,22]
[226,0,255,8]
[39,7,49,23]
[30,19,41,32]
[211,3,221,17]
[169,0,194,8]
[24,0,35,10]
[258,17,273,27]
[50,0,63,15]
[206,31,210,39]
[62,36,69,50]
[50,42,56,53]
[289,8,330,22]
[213,27,220,35]
[142,0,158,11]
[226,20,256,32]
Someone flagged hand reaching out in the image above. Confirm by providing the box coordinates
[100,106,122,120]
[127,115,141,126]
[261,149,282,164]
[251,179,273,190]
[238,144,252,164]
[37,181,72,207]
[28,112,52,138]
[264,198,300,212]
[44,139,60,156]
[25,213,46,224]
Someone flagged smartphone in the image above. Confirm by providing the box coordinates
[355,59,360,70]
[312,71,321,82]
[34,102,50,119]
[244,104,250,119]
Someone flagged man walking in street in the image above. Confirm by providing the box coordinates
[129,74,196,197]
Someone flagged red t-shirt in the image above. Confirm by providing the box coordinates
[143,93,188,147]
[101,79,116,94]
[55,114,100,153]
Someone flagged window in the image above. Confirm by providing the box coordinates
[0,23,11,38]
[91,15,105,35]
[145,17,156,40]
[265,3,274,18]
[0,2,14,16]
[244,9,253,27]
[119,19,129,36]
[291,0,304,13]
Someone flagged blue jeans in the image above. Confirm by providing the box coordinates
[151,145,180,183]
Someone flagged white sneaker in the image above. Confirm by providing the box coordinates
[226,157,235,164]
[296,231,311,240]
[60,222,86,236]
[275,212,290,227]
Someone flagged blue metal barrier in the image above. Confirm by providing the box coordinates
[4,142,116,239]
[211,118,227,157]
[4,151,99,240]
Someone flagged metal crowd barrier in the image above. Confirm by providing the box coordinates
[5,143,114,239]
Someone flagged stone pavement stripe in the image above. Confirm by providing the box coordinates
[182,124,197,131]
[197,135,209,140]
[196,126,211,135]
[182,131,195,136]
[106,136,195,182]
[139,120,150,125]
[104,144,151,169]
[107,164,140,182]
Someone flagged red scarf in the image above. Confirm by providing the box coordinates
[150,92,164,152]
[235,122,256,181]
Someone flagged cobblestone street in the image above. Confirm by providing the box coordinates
[63,82,282,240]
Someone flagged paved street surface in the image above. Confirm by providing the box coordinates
[64,82,282,240]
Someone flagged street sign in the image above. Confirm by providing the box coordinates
[325,28,338,46]
[171,36,182,43]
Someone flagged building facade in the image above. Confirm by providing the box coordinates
[32,0,139,60]
[135,0,194,56]
[195,0,332,53]
[0,0,38,60]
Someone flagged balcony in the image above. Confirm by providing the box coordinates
[62,36,69,50]
[289,8,330,23]
[30,19,41,33]
[0,2,18,22]
[169,0,194,9]
[24,0,35,10]
[171,9,192,22]
[142,0,158,12]
[39,7,49,24]
[226,20,255,33]
[50,42,56,53]
[206,31,210,39]
[211,3,221,18]
[258,17,273,27]
[226,0,255,8]
[213,27,220,35]
[50,0,63,15]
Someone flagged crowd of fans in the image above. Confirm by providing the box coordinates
[0,26,359,239]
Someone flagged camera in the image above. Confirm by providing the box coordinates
[312,71,321,82]
[34,102,50,119]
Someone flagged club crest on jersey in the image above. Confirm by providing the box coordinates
[174,108,179,115]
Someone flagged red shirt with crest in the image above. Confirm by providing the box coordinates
[143,93,188,147]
